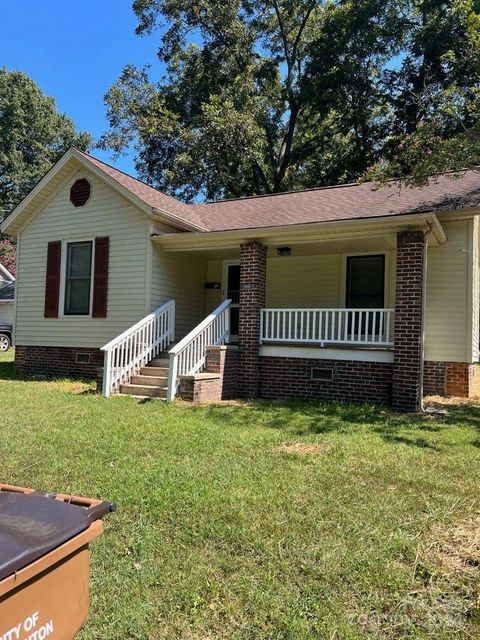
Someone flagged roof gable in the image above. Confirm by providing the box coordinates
[1,148,207,235]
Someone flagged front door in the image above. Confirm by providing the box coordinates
[224,262,240,342]
[346,255,385,337]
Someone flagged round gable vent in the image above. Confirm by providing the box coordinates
[70,178,91,207]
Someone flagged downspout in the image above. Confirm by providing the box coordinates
[420,222,434,411]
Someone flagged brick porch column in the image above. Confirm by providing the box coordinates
[392,230,427,412]
[238,242,267,398]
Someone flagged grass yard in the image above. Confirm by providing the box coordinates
[1,349,480,639]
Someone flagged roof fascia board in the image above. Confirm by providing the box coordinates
[152,212,445,250]
[151,207,207,232]
[1,148,77,234]
[1,148,202,235]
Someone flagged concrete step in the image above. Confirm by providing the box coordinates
[141,366,169,377]
[149,358,169,368]
[152,358,170,369]
[120,384,167,398]
[131,374,168,386]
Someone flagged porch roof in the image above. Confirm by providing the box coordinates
[151,211,447,252]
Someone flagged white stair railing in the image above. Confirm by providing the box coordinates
[101,300,175,397]
[167,299,231,401]
[261,308,395,347]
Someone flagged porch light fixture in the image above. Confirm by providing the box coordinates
[277,246,291,256]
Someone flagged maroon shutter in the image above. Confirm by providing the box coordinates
[92,237,109,318]
[44,241,62,318]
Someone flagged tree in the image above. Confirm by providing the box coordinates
[0,239,15,276]
[0,68,92,218]
[102,0,340,200]
[366,0,480,186]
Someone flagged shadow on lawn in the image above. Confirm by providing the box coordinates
[0,358,30,381]
[0,357,94,387]
[192,397,480,450]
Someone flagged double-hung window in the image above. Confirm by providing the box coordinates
[64,241,93,315]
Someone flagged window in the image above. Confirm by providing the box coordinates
[311,368,333,381]
[346,255,385,309]
[64,241,93,315]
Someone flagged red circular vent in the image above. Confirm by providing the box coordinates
[70,179,91,207]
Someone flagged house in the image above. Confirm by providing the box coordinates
[1,147,479,411]
[0,262,15,325]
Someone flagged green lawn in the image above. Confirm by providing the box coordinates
[1,349,479,639]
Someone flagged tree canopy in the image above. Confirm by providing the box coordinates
[0,68,92,216]
[103,0,480,198]
[0,68,92,271]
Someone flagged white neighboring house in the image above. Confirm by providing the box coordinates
[0,262,15,325]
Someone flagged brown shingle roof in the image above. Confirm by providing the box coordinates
[80,150,480,231]
[193,172,480,231]
[77,150,208,230]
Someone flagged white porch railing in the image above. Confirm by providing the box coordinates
[261,308,394,347]
[167,299,231,401]
[101,300,175,397]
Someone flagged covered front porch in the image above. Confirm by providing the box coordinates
[146,212,444,410]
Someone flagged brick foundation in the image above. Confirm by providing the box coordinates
[15,345,103,379]
[424,361,480,398]
[260,357,393,404]
[179,345,238,402]
[238,243,267,398]
[392,230,426,412]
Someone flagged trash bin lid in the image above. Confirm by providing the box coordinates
[0,492,91,581]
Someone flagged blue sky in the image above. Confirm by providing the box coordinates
[1,1,165,175]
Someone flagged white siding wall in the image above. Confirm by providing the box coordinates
[151,249,207,340]
[15,169,150,348]
[424,220,470,362]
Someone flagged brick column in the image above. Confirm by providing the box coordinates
[238,242,267,398]
[392,230,427,412]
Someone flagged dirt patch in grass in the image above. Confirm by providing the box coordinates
[426,512,480,573]
[270,442,328,455]
[424,395,480,407]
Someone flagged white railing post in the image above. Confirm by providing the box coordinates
[100,299,175,397]
[259,308,395,347]
[167,351,178,402]
[102,350,111,398]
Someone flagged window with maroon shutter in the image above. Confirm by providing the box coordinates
[92,237,109,318]
[44,241,62,318]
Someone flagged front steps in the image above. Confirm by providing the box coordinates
[119,352,171,400]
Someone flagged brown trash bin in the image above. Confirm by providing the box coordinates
[0,483,115,640]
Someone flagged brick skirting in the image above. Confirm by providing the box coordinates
[424,361,480,398]
[179,345,238,402]
[260,356,393,404]
[15,345,103,379]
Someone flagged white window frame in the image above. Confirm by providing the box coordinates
[59,238,95,318]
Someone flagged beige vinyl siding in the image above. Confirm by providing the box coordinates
[151,249,207,340]
[266,251,396,308]
[424,220,470,362]
[205,260,223,312]
[15,169,150,348]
